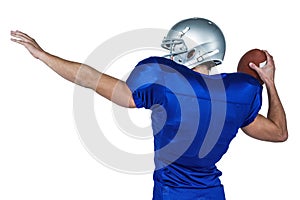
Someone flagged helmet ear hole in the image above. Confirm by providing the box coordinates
[187,49,195,59]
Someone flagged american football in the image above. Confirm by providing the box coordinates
[237,49,267,84]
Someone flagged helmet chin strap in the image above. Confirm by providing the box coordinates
[184,49,220,68]
[162,51,187,58]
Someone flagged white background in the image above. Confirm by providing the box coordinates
[1,0,299,199]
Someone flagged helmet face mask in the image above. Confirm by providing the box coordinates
[161,38,187,56]
[161,17,226,69]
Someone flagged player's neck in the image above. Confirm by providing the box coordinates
[192,66,210,75]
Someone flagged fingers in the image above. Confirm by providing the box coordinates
[263,50,271,59]
[262,50,274,64]
[11,30,33,41]
[10,30,36,46]
[10,37,26,45]
[249,50,274,71]
[10,36,28,47]
[249,62,260,72]
[11,31,26,44]
[11,30,43,50]
[10,30,45,59]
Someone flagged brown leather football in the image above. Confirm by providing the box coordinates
[237,49,267,84]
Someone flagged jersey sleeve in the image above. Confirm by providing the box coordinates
[241,87,263,127]
[126,57,166,109]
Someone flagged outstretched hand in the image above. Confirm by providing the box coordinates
[11,30,45,59]
[249,50,275,85]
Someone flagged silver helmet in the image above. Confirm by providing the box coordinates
[161,17,226,69]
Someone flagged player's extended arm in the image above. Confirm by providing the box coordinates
[242,51,288,142]
[11,30,136,108]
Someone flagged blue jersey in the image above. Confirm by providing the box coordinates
[126,57,262,200]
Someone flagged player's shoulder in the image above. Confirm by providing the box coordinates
[222,72,263,102]
[129,57,174,81]
[223,72,262,88]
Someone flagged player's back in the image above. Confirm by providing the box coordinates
[126,56,263,199]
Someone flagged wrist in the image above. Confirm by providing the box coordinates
[265,79,275,90]
[38,51,53,64]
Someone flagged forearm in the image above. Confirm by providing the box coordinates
[265,81,288,139]
[39,52,99,89]
[39,52,135,108]
[241,82,288,142]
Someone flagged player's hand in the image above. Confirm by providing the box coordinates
[249,50,275,85]
[11,30,45,59]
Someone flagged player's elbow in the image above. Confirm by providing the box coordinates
[279,130,288,142]
[274,128,288,142]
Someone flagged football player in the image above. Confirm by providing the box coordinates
[11,17,287,199]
